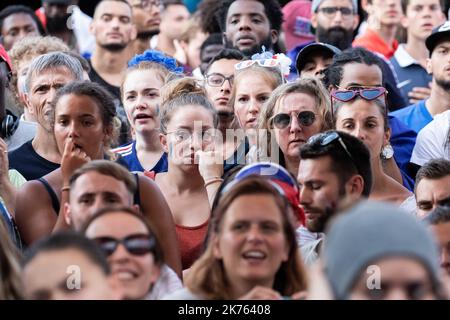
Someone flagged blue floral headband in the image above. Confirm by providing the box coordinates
[128,49,184,74]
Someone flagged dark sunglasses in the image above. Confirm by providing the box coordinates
[93,234,155,257]
[331,87,387,118]
[307,131,360,175]
[270,111,316,129]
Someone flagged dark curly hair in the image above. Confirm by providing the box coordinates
[215,0,283,33]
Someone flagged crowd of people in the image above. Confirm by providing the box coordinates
[0,0,449,300]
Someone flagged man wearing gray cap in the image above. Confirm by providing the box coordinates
[323,201,446,300]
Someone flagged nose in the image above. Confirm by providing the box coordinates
[246,224,263,243]
[68,121,80,139]
[46,87,59,105]
[299,186,312,206]
[110,242,131,262]
[441,247,450,269]
[221,79,232,93]
[238,15,252,31]
[135,95,148,110]
[289,114,301,133]
[385,288,409,300]
[247,98,260,115]
[189,132,202,151]
[354,125,366,141]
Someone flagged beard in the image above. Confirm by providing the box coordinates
[99,42,127,52]
[436,77,450,92]
[226,34,274,57]
[46,14,71,34]
[136,29,160,40]
[316,25,354,50]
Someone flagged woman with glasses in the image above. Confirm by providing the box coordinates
[113,50,182,175]
[258,77,333,177]
[155,77,221,271]
[332,87,416,213]
[83,206,171,300]
[164,176,308,300]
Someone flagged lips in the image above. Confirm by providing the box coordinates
[134,113,153,121]
[246,118,257,127]
[113,269,138,281]
[242,250,267,261]
[289,138,305,146]
[107,32,122,38]
[237,35,256,46]
[215,97,229,105]
[146,18,161,27]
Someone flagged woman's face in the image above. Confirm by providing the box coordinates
[54,93,109,160]
[334,99,388,161]
[213,194,289,290]
[161,105,215,167]
[234,71,273,129]
[272,92,323,160]
[84,212,160,300]
[122,69,164,134]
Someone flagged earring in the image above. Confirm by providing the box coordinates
[381,144,394,160]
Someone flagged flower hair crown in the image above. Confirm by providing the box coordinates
[128,49,184,73]
[234,46,292,77]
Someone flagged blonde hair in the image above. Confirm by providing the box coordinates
[180,16,203,43]
[258,77,333,158]
[159,77,218,134]
[228,64,284,112]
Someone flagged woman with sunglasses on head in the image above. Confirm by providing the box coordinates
[258,77,333,177]
[164,176,308,300]
[155,77,222,272]
[14,81,182,276]
[229,51,289,140]
[82,206,177,300]
[113,50,184,175]
[331,87,415,213]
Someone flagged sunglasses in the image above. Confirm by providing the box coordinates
[331,87,387,118]
[270,111,316,129]
[307,131,360,175]
[93,234,155,257]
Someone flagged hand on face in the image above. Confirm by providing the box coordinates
[61,138,91,184]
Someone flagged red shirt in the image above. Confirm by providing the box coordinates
[353,28,399,60]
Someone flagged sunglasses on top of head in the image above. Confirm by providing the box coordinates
[330,87,387,118]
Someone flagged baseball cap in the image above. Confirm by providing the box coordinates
[295,42,341,74]
[425,21,450,55]
[311,0,358,13]
[282,0,315,51]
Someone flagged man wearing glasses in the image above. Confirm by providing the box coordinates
[126,0,162,54]
[297,130,372,265]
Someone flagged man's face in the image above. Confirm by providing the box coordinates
[26,67,76,132]
[300,51,333,78]
[311,0,359,50]
[90,1,136,51]
[427,40,450,92]
[415,175,450,217]
[224,0,277,56]
[127,0,161,35]
[22,249,115,300]
[297,156,349,233]
[367,0,403,27]
[430,222,450,276]
[159,4,189,41]
[401,0,445,41]
[1,13,40,51]
[66,171,133,230]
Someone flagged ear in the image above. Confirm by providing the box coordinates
[383,127,391,147]
[23,93,34,115]
[132,204,140,213]
[344,174,365,199]
[222,32,228,46]
[212,234,223,259]
[160,133,169,153]
[282,242,290,263]
[311,13,318,29]
[89,21,96,36]
[64,202,72,226]
[400,14,409,29]
[130,24,137,42]
[149,263,161,285]
[270,29,279,46]
[361,0,371,12]
[352,13,360,31]
[426,58,433,75]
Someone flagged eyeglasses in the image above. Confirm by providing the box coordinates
[93,234,155,257]
[235,59,280,71]
[307,131,360,174]
[331,87,387,118]
[317,6,354,17]
[131,0,162,10]
[270,111,316,129]
[205,73,234,87]
[166,128,215,143]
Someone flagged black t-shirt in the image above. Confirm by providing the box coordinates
[8,140,60,180]
[87,59,131,146]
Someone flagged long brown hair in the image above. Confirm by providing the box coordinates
[0,218,23,299]
[185,177,308,299]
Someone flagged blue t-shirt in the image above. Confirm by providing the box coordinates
[388,115,417,191]
[113,140,168,174]
[0,202,22,249]
[390,100,432,134]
